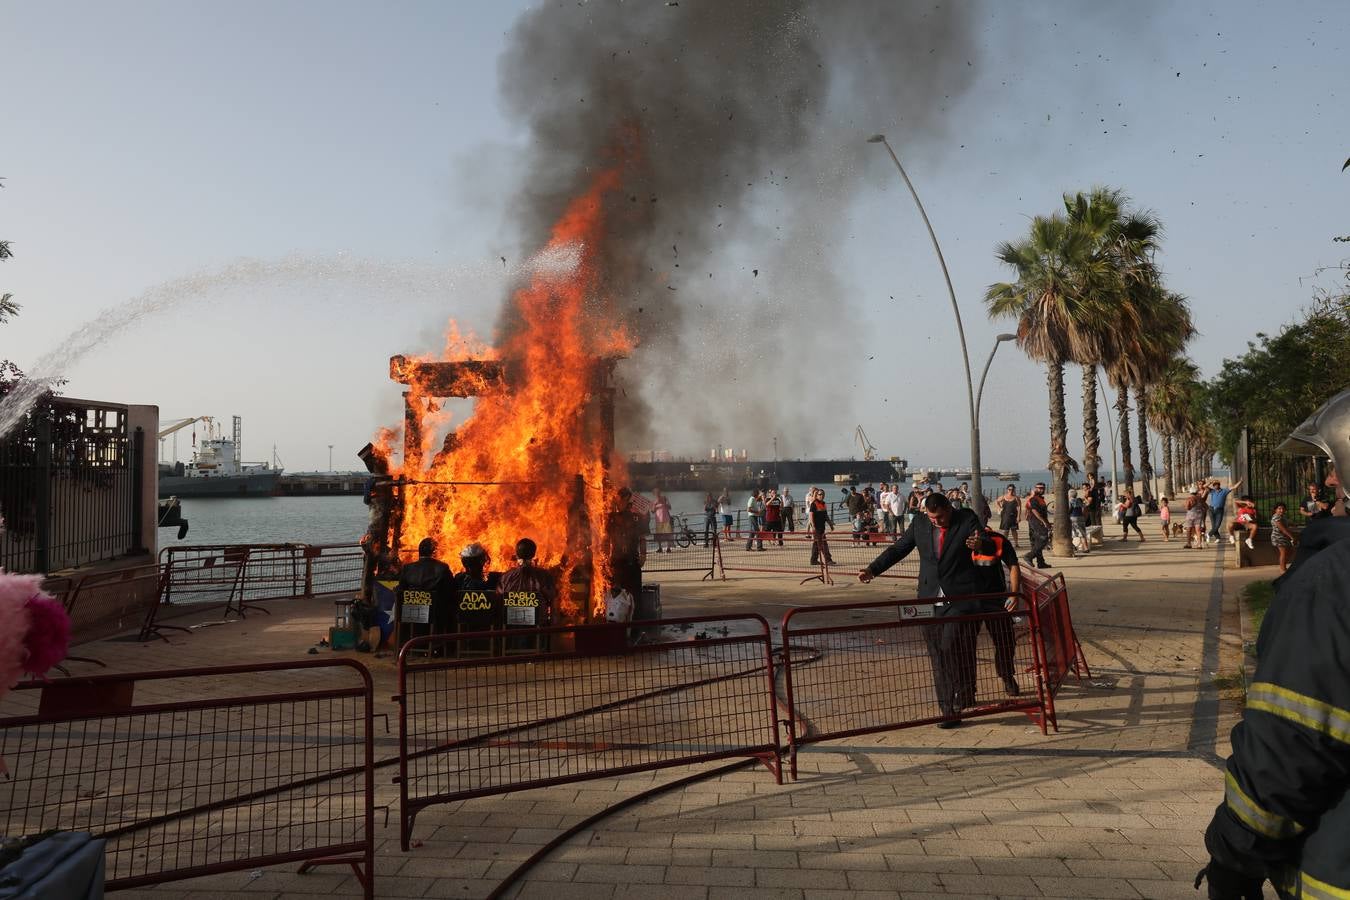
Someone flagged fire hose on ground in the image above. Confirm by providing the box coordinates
[483,642,825,900]
[81,637,828,898]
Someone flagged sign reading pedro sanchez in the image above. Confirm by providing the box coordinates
[401,588,433,624]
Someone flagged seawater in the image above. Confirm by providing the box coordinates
[168,471,1067,550]
[173,495,370,547]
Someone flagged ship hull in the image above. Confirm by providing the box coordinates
[158,471,281,498]
[628,459,903,492]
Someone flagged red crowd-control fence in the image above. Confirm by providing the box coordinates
[779,590,1048,778]
[141,542,364,640]
[1020,568,1090,731]
[394,614,782,849]
[639,530,719,580]
[717,529,920,585]
[0,659,376,898]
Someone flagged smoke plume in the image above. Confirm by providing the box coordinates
[494,0,979,457]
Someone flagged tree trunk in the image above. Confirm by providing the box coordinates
[1046,361,1075,558]
[1116,383,1135,493]
[1082,366,1101,485]
[1135,386,1153,503]
[1163,431,1175,499]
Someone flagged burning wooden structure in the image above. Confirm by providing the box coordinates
[365,165,635,618]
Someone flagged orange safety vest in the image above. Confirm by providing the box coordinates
[971,530,1005,567]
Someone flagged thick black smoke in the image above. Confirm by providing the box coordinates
[495,0,979,457]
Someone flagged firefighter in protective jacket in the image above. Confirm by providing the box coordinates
[1199,388,1350,899]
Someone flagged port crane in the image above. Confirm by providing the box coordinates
[854,425,878,461]
[157,416,211,440]
[157,416,211,464]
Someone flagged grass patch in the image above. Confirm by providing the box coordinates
[1212,671,1247,706]
[1211,672,1244,691]
[1243,579,1274,642]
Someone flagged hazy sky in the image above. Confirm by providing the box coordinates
[2,1,1346,472]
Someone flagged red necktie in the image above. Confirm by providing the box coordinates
[938,526,947,555]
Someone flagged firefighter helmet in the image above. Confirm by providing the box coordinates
[1277,386,1350,498]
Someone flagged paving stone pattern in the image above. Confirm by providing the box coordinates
[42,521,1265,899]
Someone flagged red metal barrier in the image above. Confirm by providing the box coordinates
[142,543,364,639]
[395,614,782,849]
[718,529,919,584]
[1020,570,1090,732]
[640,531,719,579]
[780,591,1049,778]
[0,659,376,897]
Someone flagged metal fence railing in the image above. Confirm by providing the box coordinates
[1234,426,1326,522]
[0,659,375,898]
[146,543,364,637]
[718,529,919,584]
[63,562,164,663]
[394,615,781,848]
[1020,567,1090,727]
[640,530,719,579]
[0,398,144,573]
[779,590,1046,778]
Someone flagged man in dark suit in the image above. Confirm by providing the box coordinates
[396,537,454,644]
[858,492,1018,728]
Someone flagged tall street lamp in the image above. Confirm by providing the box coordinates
[1097,374,1120,499]
[975,334,1018,501]
[867,134,986,515]
[328,444,334,473]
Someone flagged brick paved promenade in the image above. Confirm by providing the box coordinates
[65,529,1266,899]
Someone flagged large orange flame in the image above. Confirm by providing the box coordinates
[376,163,634,617]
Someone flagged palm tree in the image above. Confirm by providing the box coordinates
[1148,356,1201,499]
[987,214,1113,557]
[1061,188,1162,490]
[1133,293,1195,502]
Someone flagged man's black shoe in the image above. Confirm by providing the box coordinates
[937,717,962,730]
[1003,677,1021,697]
[1036,563,1053,569]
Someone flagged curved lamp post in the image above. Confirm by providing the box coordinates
[975,334,1019,503]
[867,134,994,516]
[1097,372,1120,499]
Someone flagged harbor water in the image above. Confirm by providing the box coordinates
[170,471,1080,550]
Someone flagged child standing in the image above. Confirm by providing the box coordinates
[1158,496,1172,541]
[1271,502,1295,571]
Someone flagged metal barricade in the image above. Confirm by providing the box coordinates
[719,529,919,584]
[144,543,364,638]
[780,592,1048,778]
[1021,570,1090,732]
[394,614,782,849]
[304,543,366,596]
[0,659,376,898]
[640,530,719,579]
[56,563,165,665]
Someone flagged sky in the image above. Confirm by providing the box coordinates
[2,1,1346,473]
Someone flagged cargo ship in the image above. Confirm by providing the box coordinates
[157,416,281,498]
[627,457,907,492]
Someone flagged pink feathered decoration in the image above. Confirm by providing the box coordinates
[23,591,71,676]
[0,571,38,694]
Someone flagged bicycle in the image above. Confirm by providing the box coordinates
[671,514,702,549]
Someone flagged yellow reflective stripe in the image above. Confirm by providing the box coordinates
[1223,772,1304,840]
[1286,869,1350,900]
[1247,682,1350,745]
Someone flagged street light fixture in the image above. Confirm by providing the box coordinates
[867,133,988,514]
[1097,373,1119,499]
[975,334,1018,428]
